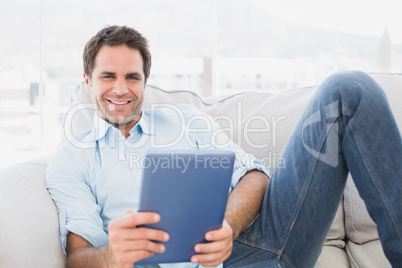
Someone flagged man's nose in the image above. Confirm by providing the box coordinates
[112,78,128,95]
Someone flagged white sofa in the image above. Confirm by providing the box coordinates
[1,73,400,267]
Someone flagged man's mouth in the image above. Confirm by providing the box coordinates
[106,99,132,111]
[107,100,131,105]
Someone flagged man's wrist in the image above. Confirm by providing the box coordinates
[224,215,240,240]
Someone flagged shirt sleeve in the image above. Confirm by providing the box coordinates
[46,143,108,255]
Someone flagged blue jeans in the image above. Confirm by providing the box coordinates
[224,71,402,267]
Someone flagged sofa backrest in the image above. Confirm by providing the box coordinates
[67,83,317,175]
[67,73,401,175]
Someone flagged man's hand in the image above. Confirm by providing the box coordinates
[191,220,234,267]
[106,210,170,268]
[189,170,268,267]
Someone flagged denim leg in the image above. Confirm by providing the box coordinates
[225,71,402,268]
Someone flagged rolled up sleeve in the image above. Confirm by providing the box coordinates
[46,144,108,255]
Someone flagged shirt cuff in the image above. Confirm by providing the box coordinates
[230,157,270,190]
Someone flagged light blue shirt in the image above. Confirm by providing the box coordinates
[46,104,270,268]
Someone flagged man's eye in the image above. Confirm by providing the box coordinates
[102,75,114,79]
[128,76,139,80]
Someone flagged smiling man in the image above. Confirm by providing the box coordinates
[46,25,270,268]
[83,35,146,138]
[47,25,402,268]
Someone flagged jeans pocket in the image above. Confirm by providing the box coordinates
[236,214,259,246]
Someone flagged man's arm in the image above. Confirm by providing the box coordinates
[191,169,269,267]
[66,233,108,268]
[66,211,169,268]
[225,169,269,239]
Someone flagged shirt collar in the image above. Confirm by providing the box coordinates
[131,111,153,136]
[92,110,153,141]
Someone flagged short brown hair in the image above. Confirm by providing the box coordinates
[83,25,151,83]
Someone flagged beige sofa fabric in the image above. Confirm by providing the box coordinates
[347,240,391,268]
[314,246,350,268]
[344,178,391,267]
[0,156,65,268]
[344,178,380,245]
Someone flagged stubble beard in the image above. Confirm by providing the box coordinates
[96,98,143,129]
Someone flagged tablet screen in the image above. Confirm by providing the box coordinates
[136,150,235,265]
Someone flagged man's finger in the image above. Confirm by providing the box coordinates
[109,239,166,254]
[108,247,154,267]
[194,240,227,254]
[109,211,160,229]
[109,227,169,243]
[191,247,232,267]
[204,224,232,241]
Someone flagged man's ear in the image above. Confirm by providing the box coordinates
[83,73,91,94]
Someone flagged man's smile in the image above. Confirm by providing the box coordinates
[106,99,133,110]
[108,100,131,105]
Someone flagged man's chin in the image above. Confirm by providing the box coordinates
[97,108,141,128]
[105,115,136,127]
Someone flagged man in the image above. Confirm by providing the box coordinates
[47,25,402,268]
[46,25,270,268]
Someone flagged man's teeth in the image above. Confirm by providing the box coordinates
[110,100,129,105]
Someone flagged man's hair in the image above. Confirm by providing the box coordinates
[83,25,151,83]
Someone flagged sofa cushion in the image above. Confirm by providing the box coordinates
[0,156,65,268]
[344,178,379,244]
[314,245,350,268]
[346,240,391,268]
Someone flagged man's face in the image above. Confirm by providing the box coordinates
[84,45,145,130]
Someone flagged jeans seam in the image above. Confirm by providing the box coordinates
[237,236,296,268]
[349,120,402,240]
[236,238,280,256]
[279,118,334,268]
[278,254,297,268]
[239,226,257,247]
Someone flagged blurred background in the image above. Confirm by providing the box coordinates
[1,0,401,168]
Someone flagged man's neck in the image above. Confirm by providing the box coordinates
[102,113,142,139]
[113,118,139,139]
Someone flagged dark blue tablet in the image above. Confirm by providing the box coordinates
[136,150,235,265]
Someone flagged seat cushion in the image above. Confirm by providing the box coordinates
[314,245,351,268]
[346,240,391,268]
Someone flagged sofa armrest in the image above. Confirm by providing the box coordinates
[0,156,65,268]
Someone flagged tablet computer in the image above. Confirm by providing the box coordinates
[136,150,235,265]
